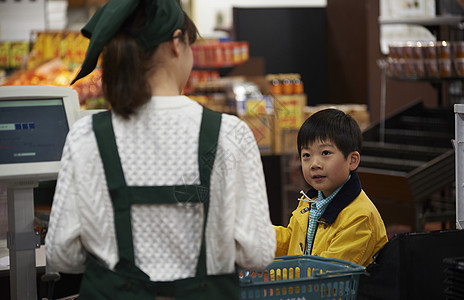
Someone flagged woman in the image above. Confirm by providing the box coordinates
[45,0,276,299]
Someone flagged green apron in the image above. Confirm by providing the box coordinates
[78,108,240,300]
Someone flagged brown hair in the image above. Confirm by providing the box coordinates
[101,8,198,119]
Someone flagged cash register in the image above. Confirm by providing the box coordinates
[0,85,81,300]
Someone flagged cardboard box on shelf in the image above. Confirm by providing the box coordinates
[349,110,370,131]
[240,114,274,155]
[271,94,306,155]
[304,104,370,131]
[274,94,306,130]
[274,129,299,155]
[245,98,268,116]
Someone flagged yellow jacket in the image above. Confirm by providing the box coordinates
[274,172,388,267]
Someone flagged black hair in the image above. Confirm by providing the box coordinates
[297,108,362,158]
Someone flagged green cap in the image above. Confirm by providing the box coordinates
[71,0,184,85]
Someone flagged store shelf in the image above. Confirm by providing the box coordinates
[379,15,464,26]
[193,65,236,77]
[359,100,455,231]
[386,75,464,82]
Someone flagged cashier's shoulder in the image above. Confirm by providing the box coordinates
[220,113,253,135]
[67,114,95,141]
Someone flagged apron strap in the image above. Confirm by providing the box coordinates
[93,111,135,261]
[195,108,221,278]
[92,108,221,277]
[92,111,127,189]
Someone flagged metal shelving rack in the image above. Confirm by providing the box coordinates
[379,15,464,26]
[454,104,464,229]
[377,14,463,230]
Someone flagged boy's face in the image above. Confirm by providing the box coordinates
[300,139,360,198]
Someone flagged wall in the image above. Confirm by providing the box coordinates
[233,7,327,104]
[327,0,439,125]
[191,0,326,38]
[0,0,46,41]
[326,0,368,105]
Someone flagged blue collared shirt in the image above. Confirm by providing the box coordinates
[305,175,351,255]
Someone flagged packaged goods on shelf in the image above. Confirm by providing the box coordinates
[0,41,29,69]
[192,40,249,68]
[186,73,308,155]
[28,30,89,69]
[184,70,220,95]
[1,30,105,108]
[188,75,272,115]
[266,73,304,96]
[386,40,464,79]
[227,79,265,116]
[187,75,231,113]
[214,74,304,118]
[185,71,309,155]
[455,58,464,77]
[0,42,9,69]
[0,30,90,73]
[10,42,29,69]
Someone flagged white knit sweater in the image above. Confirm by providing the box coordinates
[45,96,276,281]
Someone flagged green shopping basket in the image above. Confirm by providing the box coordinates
[239,255,365,300]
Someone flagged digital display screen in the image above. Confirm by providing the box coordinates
[0,98,69,164]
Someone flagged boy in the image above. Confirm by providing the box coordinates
[274,108,388,267]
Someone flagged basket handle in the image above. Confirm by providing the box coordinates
[274,255,365,277]
[312,268,364,277]
[275,255,364,267]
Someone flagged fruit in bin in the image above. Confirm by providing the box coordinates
[72,68,103,106]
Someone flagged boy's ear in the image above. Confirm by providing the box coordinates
[349,151,360,171]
